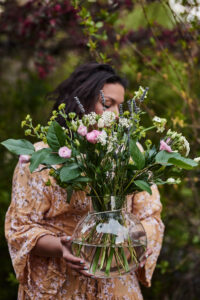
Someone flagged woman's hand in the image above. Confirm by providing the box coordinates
[60,236,94,278]
[138,248,152,268]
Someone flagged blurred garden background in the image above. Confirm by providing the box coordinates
[0,0,200,299]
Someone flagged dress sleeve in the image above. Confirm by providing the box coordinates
[4,160,56,284]
[132,185,165,287]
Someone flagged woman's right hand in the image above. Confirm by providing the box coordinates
[60,236,94,278]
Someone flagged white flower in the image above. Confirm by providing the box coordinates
[166,177,181,184]
[97,118,104,128]
[84,112,97,125]
[102,111,116,127]
[166,177,176,183]
[194,157,200,163]
[153,116,167,133]
[134,86,147,99]
[118,117,130,128]
[97,130,107,146]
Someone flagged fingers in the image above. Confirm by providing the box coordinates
[60,236,95,278]
[60,236,72,246]
[139,248,153,268]
[66,262,94,278]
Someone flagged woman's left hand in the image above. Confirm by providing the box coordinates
[138,248,152,269]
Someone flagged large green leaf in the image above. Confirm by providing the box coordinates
[129,139,145,169]
[155,151,179,164]
[134,180,152,195]
[168,156,198,170]
[29,148,52,173]
[60,164,80,182]
[42,153,68,165]
[1,139,35,155]
[46,121,66,151]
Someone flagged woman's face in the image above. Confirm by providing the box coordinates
[94,83,125,116]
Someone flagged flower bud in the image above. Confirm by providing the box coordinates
[58,103,66,110]
[25,129,31,136]
[68,112,76,119]
[21,120,26,128]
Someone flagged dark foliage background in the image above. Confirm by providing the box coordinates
[0,1,200,299]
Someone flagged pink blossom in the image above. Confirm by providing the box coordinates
[159,140,172,152]
[19,155,30,164]
[77,125,88,136]
[58,146,71,158]
[86,130,101,144]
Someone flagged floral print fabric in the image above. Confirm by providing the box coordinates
[5,142,164,300]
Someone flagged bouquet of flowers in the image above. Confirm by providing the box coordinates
[1,86,199,277]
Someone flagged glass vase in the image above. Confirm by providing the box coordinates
[72,198,147,278]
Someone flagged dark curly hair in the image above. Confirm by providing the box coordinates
[48,62,127,126]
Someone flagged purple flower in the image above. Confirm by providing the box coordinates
[159,140,172,152]
[58,146,71,158]
[19,155,30,164]
[77,125,87,136]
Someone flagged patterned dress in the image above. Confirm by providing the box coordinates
[5,142,165,300]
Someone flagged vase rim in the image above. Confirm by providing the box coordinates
[88,208,126,215]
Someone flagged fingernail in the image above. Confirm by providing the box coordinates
[140,263,144,268]
[145,254,149,259]
[66,236,71,241]
[83,266,88,270]
[91,276,95,279]
[80,260,84,264]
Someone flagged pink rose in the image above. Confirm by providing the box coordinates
[19,154,30,164]
[77,125,88,136]
[159,140,172,152]
[58,146,72,158]
[86,130,101,144]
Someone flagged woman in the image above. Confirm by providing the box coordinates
[5,63,164,299]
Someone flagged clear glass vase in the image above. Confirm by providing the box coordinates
[72,199,147,278]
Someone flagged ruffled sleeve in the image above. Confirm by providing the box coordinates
[4,159,58,284]
[132,185,165,287]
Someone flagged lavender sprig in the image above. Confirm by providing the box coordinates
[139,87,149,102]
[74,96,85,114]
[100,90,106,111]
[119,104,123,117]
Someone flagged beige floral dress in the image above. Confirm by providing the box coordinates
[5,142,165,300]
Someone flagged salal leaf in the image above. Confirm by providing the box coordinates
[168,156,198,170]
[134,180,152,195]
[1,139,35,155]
[29,148,52,173]
[46,121,66,151]
[155,151,179,164]
[60,164,80,182]
[129,139,145,170]
[66,186,73,203]
[42,153,67,165]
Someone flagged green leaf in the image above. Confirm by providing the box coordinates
[42,153,68,165]
[60,164,80,182]
[134,180,152,195]
[66,186,73,203]
[168,156,198,170]
[129,139,145,169]
[155,151,179,164]
[46,121,66,151]
[29,148,52,173]
[1,139,35,155]
[73,177,91,182]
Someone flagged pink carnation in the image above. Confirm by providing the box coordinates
[58,146,71,158]
[77,125,87,136]
[19,154,30,164]
[86,130,101,144]
[159,140,172,152]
